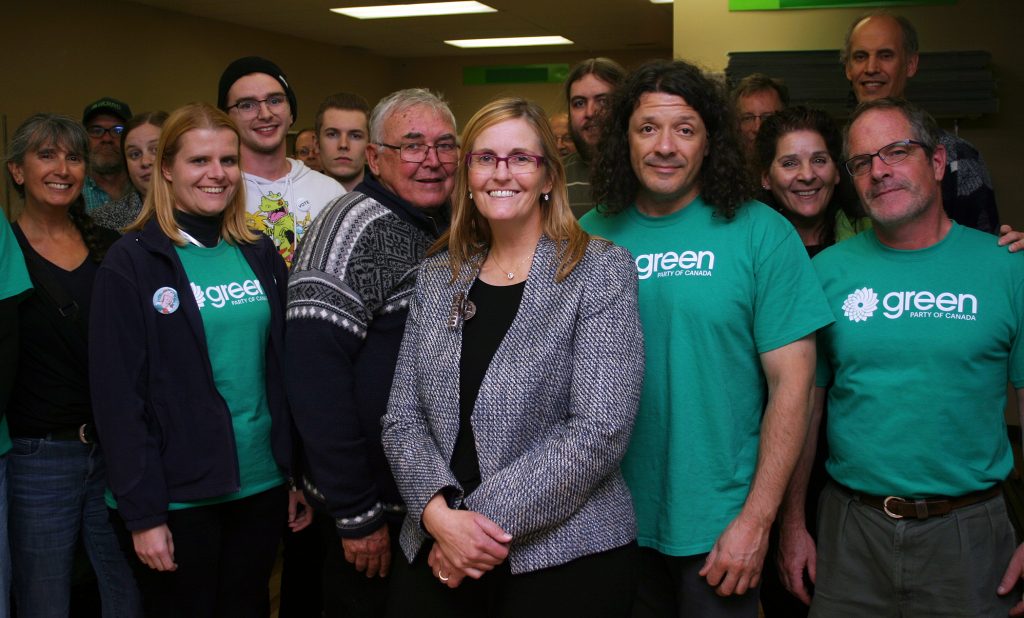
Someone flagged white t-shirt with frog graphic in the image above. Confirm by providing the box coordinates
[244,158,344,268]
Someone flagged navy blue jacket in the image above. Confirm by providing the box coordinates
[89,218,293,531]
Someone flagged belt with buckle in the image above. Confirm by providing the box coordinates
[852,484,1002,520]
[16,423,95,445]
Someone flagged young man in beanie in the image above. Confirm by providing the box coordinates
[218,56,344,267]
[81,97,133,211]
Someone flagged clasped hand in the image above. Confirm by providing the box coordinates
[422,494,512,588]
[342,524,392,578]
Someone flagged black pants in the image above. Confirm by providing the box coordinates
[112,484,287,618]
[278,509,325,618]
[386,540,638,618]
[318,511,401,618]
[760,414,831,618]
[632,548,760,618]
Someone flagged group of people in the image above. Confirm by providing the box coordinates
[1,9,1023,618]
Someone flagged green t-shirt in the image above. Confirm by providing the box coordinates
[1,218,32,455]
[580,197,833,556]
[172,241,284,508]
[813,224,1024,498]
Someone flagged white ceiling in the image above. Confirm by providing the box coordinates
[125,0,673,58]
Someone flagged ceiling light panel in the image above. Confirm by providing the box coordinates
[331,2,497,19]
[445,36,573,48]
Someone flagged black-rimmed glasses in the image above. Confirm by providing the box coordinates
[226,95,289,118]
[845,139,928,177]
[86,125,125,138]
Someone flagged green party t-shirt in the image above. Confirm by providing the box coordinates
[581,197,833,556]
[171,241,284,508]
[1,218,32,456]
[814,224,1024,498]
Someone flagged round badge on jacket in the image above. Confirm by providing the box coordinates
[153,287,180,315]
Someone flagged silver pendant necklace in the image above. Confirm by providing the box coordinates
[489,251,530,280]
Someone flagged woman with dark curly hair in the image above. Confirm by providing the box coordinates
[755,106,870,258]
[5,113,140,617]
[580,59,833,617]
[751,106,872,618]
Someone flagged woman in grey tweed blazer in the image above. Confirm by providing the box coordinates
[381,98,644,616]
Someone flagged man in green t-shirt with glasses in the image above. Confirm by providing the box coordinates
[779,97,1024,617]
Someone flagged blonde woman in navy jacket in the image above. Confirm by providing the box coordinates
[381,97,644,617]
[90,103,310,617]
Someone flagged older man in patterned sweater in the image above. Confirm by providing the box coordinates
[286,88,456,616]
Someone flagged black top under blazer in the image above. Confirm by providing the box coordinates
[381,234,645,574]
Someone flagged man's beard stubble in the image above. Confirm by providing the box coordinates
[91,149,124,175]
[569,122,594,163]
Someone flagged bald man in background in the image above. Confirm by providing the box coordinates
[841,12,999,233]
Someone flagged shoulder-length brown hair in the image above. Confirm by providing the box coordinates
[436,97,589,283]
[128,102,257,245]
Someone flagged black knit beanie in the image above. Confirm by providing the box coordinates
[217,56,298,122]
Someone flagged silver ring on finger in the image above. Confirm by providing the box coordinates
[438,570,450,582]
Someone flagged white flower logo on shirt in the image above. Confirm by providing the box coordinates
[842,287,878,322]
[190,282,206,309]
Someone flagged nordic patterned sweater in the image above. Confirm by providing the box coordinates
[285,174,447,538]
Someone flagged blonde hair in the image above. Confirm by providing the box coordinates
[128,102,258,245]
[437,97,589,283]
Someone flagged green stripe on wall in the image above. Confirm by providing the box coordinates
[730,0,780,8]
[463,64,570,85]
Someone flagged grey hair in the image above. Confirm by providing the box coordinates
[843,97,940,160]
[5,113,90,198]
[369,88,456,144]
[840,11,920,66]
[5,113,111,262]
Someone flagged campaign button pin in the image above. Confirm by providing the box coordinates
[153,287,180,315]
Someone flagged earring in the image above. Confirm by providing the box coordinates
[468,191,473,200]
[542,193,550,202]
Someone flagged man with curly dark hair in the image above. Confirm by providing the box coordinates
[580,58,834,617]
